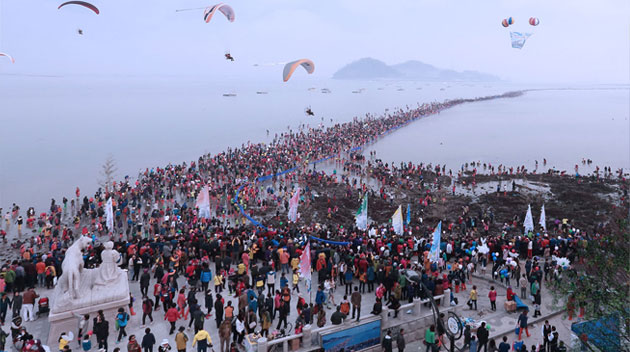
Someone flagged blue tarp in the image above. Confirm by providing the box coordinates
[513,294,529,311]
[571,314,621,352]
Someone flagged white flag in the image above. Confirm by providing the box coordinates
[539,204,546,231]
[524,204,534,234]
[391,205,403,235]
[196,185,211,219]
[355,194,368,231]
[288,188,300,222]
[105,197,114,231]
[429,221,442,262]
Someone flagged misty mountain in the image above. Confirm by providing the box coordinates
[333,58,499,81]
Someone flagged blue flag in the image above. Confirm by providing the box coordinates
[406,204,411,226]
[429,221,442,262]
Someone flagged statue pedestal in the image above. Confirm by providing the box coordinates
[47,295,129,347]
[47,269,130,347]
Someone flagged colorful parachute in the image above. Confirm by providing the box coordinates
[510,32,532,49]
[282,59,315,82]
[203,3,235,23]
[0,53,15,64]
[501,19,509,28]
[529,17,540,26]
[58,1,100,14]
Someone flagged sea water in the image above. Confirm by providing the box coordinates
[0,75,627,211]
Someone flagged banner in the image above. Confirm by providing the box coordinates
[300,242,311,291]
[392,205,403,235]
[429,221,442,262]
[406,204,411,226]
[355,194,368,231]
[524,204,534,234]
[539,204,546,231]
[196,185,211,219]
[288,188,300,222]
[105,197,114,231]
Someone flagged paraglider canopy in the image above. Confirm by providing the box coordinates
[510,32,532,49]
[283,59,315,82]
[0,52,15,64]
[58,1,100,15]
[204,3,235,23]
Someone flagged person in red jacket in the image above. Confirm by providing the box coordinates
[488,286,497,311]
[165,303,179,334]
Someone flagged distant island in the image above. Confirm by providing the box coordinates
[332,57,500,81]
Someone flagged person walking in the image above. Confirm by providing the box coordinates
[498,336,510,352]
[488,286,497,311]
[21,287,38,322]
[517,310,531,340]
[468,285,478,310]
[476,322,489,352]
[140,269,151,298]
[519,275,528,298]
[142,297,154,326]
[141,328,156,352]
[424,325,436,352]
[127,335,141,352]
[219,319,232,352]
[165,304,179,335]
[541,320,552,352]
[94,314,110,352]
[214,295,224,328]
[382,330,393,352]
[351,286,362,322]
[175,327,188,352]
[0,293,11,325]
[116,307,131,343]
[192,329,213,352]
[11,292,22,319]
[397,329,406,352]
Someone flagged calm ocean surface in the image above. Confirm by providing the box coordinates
[0,76,627,211]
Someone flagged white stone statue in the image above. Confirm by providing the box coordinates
[96,241,123,285]
[58,236,92,299]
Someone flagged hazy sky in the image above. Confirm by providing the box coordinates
[0,0,628,83]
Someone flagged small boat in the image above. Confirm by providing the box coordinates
[223,93,237,97]
[256,91,268,95]
[377,87,385,90]
[307,87,317,91]
[440,88,445,91]
[321,88,331,94]
[352,90,361,94]
[397,88,404,91]
[416,87,423,90]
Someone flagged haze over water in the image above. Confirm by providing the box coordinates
[0,76,627,212]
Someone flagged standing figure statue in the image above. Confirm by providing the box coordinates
[58,236,92,299]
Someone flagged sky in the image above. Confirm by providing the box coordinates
[0,0,628,83]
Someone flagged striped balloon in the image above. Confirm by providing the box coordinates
[529,17,540,26]
[502,19,509,27]
[507,17,514,25]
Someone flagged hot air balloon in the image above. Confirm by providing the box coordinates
[203,3,235,23]
[529,17,540,26]
[58,1,100,15]
[282,59,315,82]
[501,19,509,28]
[0,53,15,64]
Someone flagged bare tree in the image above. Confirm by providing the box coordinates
[99,155,117,192]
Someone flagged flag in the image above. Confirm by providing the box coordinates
[355,194,368,230]
[429,221,442,262]
[539,204,546,231]
[196,185,211,219]
[288,188,300,222]
[105,197,114,231]
[524,204,534,234]
[392,205,403,235]
[406,204,411,226]
[300,241,311,291]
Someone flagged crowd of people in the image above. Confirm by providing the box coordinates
[0,91,620,352]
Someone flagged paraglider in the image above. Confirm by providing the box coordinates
[510,32,532,49]
[0,53,15,64]
[282,59,315,82]
[225,52,234,61]
[305,107,314,116]
[203,3,235,23]
[77,29,84,35]
[57,1,100,15]
[529,17,540,26]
